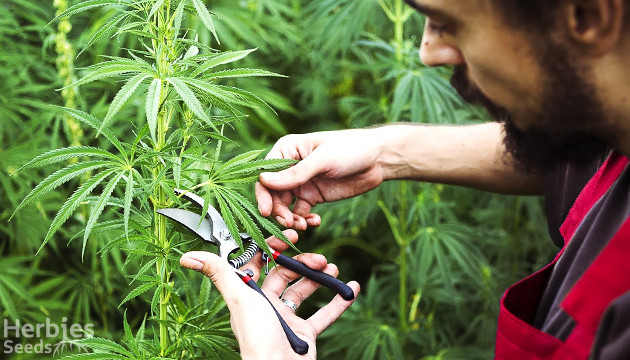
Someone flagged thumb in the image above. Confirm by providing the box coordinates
[260,155,326,191]
[180,251,248,303]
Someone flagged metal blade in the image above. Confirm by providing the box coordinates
[218,238,240,260]
[173,188,236,256]
[174,188,205,209]
[156,209,217,246]
[206,206,233,247]
[170,189,240,260]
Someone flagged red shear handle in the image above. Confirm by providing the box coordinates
[241,275,309,355]
[272,251,355,301]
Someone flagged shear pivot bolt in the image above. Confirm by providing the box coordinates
[219,229,231,239]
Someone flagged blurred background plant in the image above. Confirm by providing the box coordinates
[1,0,556,359]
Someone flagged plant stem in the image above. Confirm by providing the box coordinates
[398,182,409,333]
[157,201,170,356]
[153,3,173,355]
[381,0,414,334]
[53,0,83,147]
[155,104,171,356]
[393,0,405,62]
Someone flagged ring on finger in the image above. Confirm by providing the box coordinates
[281,298,298,312]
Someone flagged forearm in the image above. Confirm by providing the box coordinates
[377,122,543,195]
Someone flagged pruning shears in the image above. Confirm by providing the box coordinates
[156,189,354,355]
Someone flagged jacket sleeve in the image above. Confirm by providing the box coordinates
[590,290,630,359]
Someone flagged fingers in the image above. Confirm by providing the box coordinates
[180,251,249,306]
[183,249,360,343]
[257,139,328,228]
[262,253,328,298]
[292,199,321,228]
[277,214,308,231]
[256,182,313,229]
[307,281,360,335]
[259,152,325,191]
[305,213,321,227]
[244,229,299,280]
[272,191,299,228]
[261,189,322,230]
[292,198,313,217]
[255,182,273,217]
[280,263,339,308]
[266,229,299,251]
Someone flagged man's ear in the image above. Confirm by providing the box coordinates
[561,0,624,54]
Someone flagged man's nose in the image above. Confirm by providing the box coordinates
[419,35,464,67]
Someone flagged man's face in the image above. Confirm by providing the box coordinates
[407,0,608,171]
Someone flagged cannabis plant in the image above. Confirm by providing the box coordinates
[3,0,556,359]
[283,1,553,359]
[13,0,295,357]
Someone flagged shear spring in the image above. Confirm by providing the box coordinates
[228,241,260,269]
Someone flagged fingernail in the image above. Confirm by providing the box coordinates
[275,216,287,227]
[261,172,280,182]
[181,258,204,271]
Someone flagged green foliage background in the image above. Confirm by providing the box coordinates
[0,0,556,359]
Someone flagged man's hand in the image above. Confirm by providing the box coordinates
[180,230,360,359]
[256,129,389,230]
[256,124,544,230]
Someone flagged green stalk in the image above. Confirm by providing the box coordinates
[155,105,171,355]
[379,0,413,333]
[53,0,83,147]
[397,182,409,333]
[393,0,404,62]
[157,200,170,356]
[153,3,173,355]
[379,0,411,62]
[380,0,413,334]
[399,235,408,332]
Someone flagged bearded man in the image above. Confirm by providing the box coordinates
[180,0,630,358]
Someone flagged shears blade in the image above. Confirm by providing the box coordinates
[156,208,215,245]
[156,207,240,259]
[173,189,234,251]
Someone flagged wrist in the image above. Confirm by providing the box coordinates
[370,123,425,181]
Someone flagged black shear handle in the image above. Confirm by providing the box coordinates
[272,252,355,301]
[241,275,309,355]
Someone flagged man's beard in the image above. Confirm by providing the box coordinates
[449,47,608,173]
